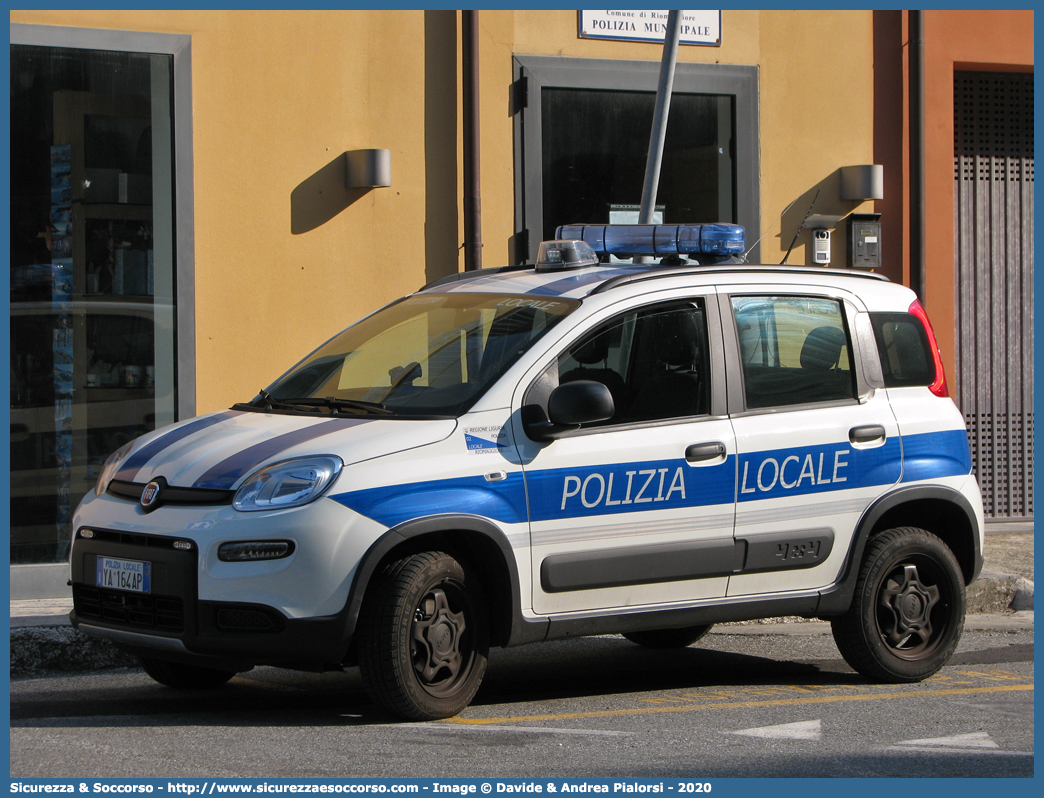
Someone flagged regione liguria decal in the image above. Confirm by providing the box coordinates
[464,425,507,455]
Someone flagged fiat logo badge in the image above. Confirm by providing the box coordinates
[141,481,162,508]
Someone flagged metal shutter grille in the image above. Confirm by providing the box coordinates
[954,71,1034,520]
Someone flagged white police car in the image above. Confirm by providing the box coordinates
[70,223,984,721]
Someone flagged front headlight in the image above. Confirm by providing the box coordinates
[96,441,134,497]
[233,456,343,512]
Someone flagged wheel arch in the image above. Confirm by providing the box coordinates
[342,514,544,652]
[818,485,982,616]
[867,492,981,584]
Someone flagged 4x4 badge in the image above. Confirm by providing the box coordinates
[141,480,161,508]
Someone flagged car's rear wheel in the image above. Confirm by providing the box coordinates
[831,527,965,682]
[622,624,714,649]
[140,656,236,689]
[359,551,489,721]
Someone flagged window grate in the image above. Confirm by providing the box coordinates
[954,72,1034,182]
[965,413,1034,519]
[954,71,1034,520]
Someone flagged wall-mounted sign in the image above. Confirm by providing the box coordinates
[579,10,722,46]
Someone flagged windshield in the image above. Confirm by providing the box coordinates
[258,293,580,417]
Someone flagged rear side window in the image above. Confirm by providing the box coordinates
[731,296,856,409]
[869,312,935,387]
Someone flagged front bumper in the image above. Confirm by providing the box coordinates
[70,527,356,669]
[69,484,388,670]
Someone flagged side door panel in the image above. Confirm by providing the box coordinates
[524,421,736,614]
[512,292,738,616]
[721,291,902,596]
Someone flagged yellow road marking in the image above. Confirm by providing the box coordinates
[448,683,1033,726]
[953,669,1027,682]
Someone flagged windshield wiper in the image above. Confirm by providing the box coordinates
[271,396,395,416]
[232,389,297,413]
[234,391,394,416]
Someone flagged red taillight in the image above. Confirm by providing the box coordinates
[908,299,949,397]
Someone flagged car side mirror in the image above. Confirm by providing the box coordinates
[522,380,614,441]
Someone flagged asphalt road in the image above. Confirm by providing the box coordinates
[10,625,1033,779]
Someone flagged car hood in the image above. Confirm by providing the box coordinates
[111,409,457,490]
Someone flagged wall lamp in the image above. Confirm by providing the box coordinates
[840,164,884,201]
[345,149,392,189]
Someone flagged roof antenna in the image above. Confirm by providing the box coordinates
[781,189,820,265]
[741,197,798,263]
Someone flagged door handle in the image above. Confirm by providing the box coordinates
[850,424,886,444]
[685,441,726,463]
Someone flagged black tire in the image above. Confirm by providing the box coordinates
[831,527,965,683]
[358,551,489,721]
[622,624,714,649]
[140,656,236,689]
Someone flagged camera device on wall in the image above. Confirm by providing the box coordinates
[812,229,831,264]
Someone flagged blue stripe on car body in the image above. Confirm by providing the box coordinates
[329,430,966,529]
[192,417,372,490]
[736,438,903,503]
[523,267,643,297]
[525,455,736,522]
[330,472,529,527]
[114,410,243,482]
[899,429,972,482]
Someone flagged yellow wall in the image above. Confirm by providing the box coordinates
[12,9,879,415]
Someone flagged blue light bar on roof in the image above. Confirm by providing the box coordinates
[554,223,745,258]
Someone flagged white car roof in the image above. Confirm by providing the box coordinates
[420,261,913,312]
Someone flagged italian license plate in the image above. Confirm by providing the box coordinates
[96,556,151,593]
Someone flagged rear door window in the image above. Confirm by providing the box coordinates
[731,295,856,409]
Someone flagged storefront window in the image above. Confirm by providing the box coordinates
[10,44,177,563]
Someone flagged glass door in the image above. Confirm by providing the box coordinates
[512,55,760,265]
[540,87,735,242]
[10,44,177,563]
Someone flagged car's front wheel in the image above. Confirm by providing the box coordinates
[831,527,965,682]
[359,551,489,721]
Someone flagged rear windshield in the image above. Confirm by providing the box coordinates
[265,293,579,417]
[869,312,935,388]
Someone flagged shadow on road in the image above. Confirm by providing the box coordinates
[10,637,841,727]
[10,634,1033,729]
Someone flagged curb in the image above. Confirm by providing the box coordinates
[10,625,138,677]
[9,572,1034,679]
[966,572,1034,613]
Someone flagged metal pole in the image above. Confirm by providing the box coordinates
[638,10,681,226]
[909,10,925,301]
[462,10,483,271]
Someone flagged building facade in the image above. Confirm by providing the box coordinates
[8,10,1033,595]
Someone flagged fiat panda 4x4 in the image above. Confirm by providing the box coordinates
[70,223,983,720]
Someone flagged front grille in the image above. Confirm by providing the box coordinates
[107,479,234,507]
[78,528,192,550]
[74,584,185,632]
